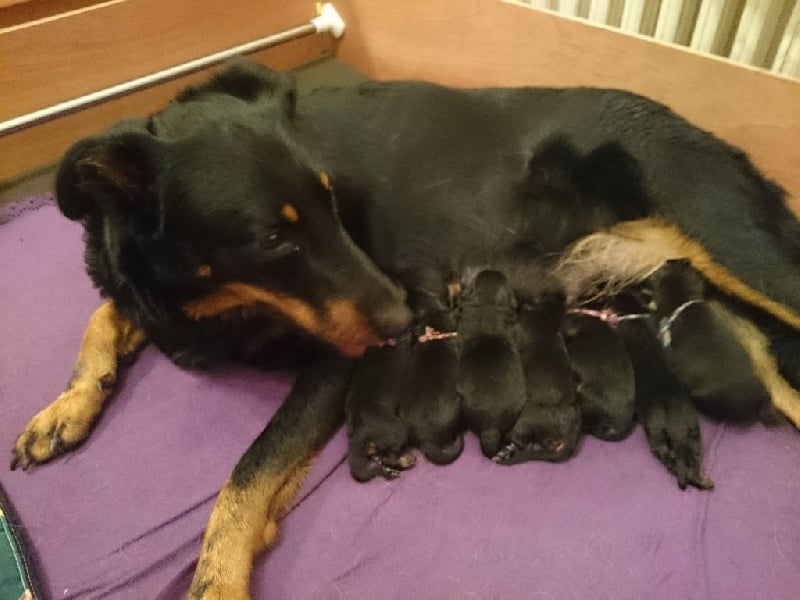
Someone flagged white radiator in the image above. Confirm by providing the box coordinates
[517,0,800,79]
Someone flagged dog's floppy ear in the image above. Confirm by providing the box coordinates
[56,132,163,220]
[176,59,297,118]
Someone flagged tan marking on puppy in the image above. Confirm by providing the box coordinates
[711,301,800,428]
[183,283,383,356]
[189,457,314,600]
[280,203,299,224]
[12,302,147,469]
[196,265,212,278]
[556,218,800,331]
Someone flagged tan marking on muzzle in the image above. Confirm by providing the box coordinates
[183,283,383,355]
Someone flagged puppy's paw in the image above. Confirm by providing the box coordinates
[421,435,464,465]
[11,387,103,470]
[642,402,714,491]
[348,441,415,482]
[669,435,715,491]
[492,442,520,463]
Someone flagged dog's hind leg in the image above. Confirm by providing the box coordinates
[711,301,800,428]
[188,353,352,600]
[556,218,800,332]
[11,301,147,470]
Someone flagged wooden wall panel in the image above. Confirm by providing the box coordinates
[0,0,323,120]
[334,0,800,206]
[0,37,329,181]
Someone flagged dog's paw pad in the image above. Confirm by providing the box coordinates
[10,389,99,470]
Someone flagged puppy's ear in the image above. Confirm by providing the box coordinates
[56,132,163,220]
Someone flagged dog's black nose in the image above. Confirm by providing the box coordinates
[371,303,413,339]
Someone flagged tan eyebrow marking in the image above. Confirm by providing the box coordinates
[319,171,331,190]
[281,203,299,223]
[196,265,212,278]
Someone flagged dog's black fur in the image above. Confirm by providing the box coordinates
[15,60,800,596]
[563,312,636,441]
[399,281,463,465]
[44,61,800,368]
[497,278,581,464]
[346,339,416,482]
[645,260,772,423]
[610,292,714,490]
[457,270,526,459]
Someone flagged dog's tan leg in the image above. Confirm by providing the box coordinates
[188,353,351,600]
[11,301,147,470]
[711,302,800,428]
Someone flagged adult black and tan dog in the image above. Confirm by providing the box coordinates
[10,60,800,598]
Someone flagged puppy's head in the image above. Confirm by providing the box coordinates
[644,258,705,314]
[471,270,516,310]
[56,64,411,357]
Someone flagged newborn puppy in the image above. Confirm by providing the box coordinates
[457,269,525,459]
[646,259,772,423]
[400,281,464,465]
[611,291,714,490]
[496,280,580,464]
[346,338,416,482]
[562,311,635,441]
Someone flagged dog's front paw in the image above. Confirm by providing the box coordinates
[188,578,251,600]
[11,387,103,470]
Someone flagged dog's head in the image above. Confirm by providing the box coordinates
[55,62,411,357]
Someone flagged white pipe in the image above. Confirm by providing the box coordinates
[0,3,346,137]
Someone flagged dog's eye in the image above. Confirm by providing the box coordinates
[263,232,280,246]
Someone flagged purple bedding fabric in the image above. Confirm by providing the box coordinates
[1,197,799,600]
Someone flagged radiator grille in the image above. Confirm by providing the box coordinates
[519,0,800,79]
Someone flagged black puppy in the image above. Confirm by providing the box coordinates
[457,269,525,459]
[496,279,580,464]
[646,259,772,423]
[611,291,714,490]
[562,311,636,441]
[346,338,416,482]
[399,280,464,465]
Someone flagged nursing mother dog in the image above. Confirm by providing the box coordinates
[11,60,800,598]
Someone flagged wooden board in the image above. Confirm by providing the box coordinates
[0,0,323,119]
[0,0,329,181]
[334,0,800,207]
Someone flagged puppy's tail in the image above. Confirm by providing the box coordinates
[554,217,800,332]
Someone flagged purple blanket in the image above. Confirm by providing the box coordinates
[1,197,799,599]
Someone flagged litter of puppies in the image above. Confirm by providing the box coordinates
[346,259,782,490]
